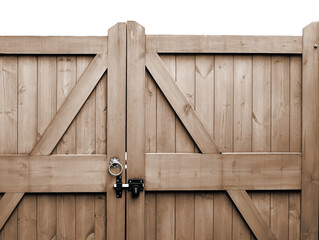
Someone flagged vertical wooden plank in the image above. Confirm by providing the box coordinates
[145,72,157,154]
[145,58,157,239]
[56,56,77,153]
[157,56,176,153]
[57,194,75,240]
[289,192,300,240]
[250,192,271,240]
[194,54,214,239]
[0,210,18,240]
[127,21,146,240]
[75,56,95,240]
[107,22,126,240]
[145,193,156,240]
[0,56,18,240]
[17,56,37,240]
[215,55,233,152]
[18,56,37,153]
[76,56,95,154]
[156,55,176,240]
[175,55,195,240]
[271,55,290,240]
[37,56,57,240]
[176,55,196,152]
[96,72,107,155]
[252,55,271,152]
[94,194,106,240]
[233,55,252,152]
[233,55,253,239]
[95,68,107,240]
[37,195,57,240]
[214,192,233,240]
[289,56,302,240]
[251,55,271,240]
[194,193,213,240]
[271,193,289,240]
[56,56,76,240]
[0,56,17,154]
[301,22,319,240]
[271,55,290,152]
[176,193,195,240]
[17,195,36,240]
[214,55,233,240]
[290,56,302,152]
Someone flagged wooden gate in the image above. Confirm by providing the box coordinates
[0,21,318,240]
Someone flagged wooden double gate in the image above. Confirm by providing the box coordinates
[0,21,318,240]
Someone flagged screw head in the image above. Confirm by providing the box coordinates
[314,44,318,49]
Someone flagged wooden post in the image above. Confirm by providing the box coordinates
[107,22,127,240]
[126,21,146,240]
[301,22,319,240]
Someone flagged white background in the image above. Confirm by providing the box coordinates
[1,0,318,36]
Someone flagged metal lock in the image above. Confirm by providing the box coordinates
[113,176,144,198]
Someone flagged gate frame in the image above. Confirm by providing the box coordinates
[0,21,317,240]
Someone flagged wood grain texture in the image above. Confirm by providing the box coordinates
[0,56,19,235]
[126,21,146,240]
[228,190,277,240]
[31,54,107,156]
[146,35,302,53]
[94,194,106,240]
[271,55,290,240]
[56,55,76,240]
[233,55,253,238]
[0,155,107,192]
[37,56,57,240]
[155,55,176,240]
[301,22,319,240]
[251,55,272,240]
[0,199,18,240]
[194,55,215,240]
[215,55,233,152]
[17,56,37,240]
[146,52,220,153]
[0,36,107,54]
[145,153,301,190]
[106,22,126,240]
[18,194,36,239]
[0,56,17,154]
[252,55,271,152]
[56,56,77,155]
[75,56,96,240]
[0,193,23,231]
[175,55,195,240]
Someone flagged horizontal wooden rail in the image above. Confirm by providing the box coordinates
[145,153,301,190]
[1,152,302,192]
[0,36,107,54]
[146,35,302,54]
[0,155,107,192]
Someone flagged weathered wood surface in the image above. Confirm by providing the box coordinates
[126,21,146,240]
[0,155,107,192]
[146,35,302,53]
[0,36,107,54]
[146,52,220,153]
[31,53,107,156]
[301,22,319,240]
[106,22,127,240]
[145,153,301,190]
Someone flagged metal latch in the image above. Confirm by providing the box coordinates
[114,175,144,198]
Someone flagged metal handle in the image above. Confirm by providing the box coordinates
[108,157,123,177]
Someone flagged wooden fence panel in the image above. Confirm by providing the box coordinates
[144,53,302,240]
[0,55,107,239]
